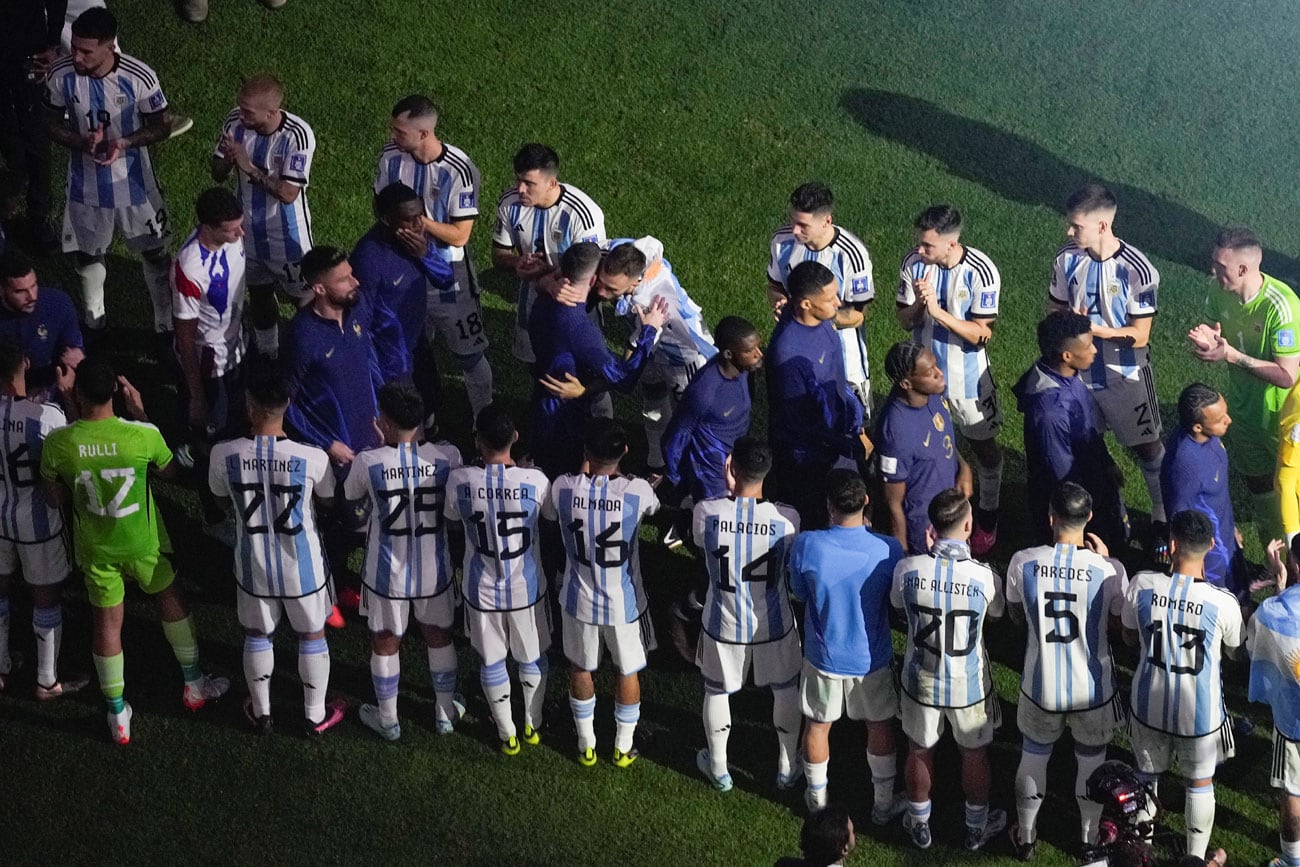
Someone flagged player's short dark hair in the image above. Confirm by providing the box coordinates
[1169,509,1215,555]
[884,341,927,386]
[377,381,424,431]
[1037,310,1093,362]
[583,417,628,463]
[787,260,836,304]
[1177,382,1222,431]
[560,242,602,283]
[1064,183,1117,216]
[300,246,349,286]
[239,73,285,104]
[915,204,963,235]
[513,143,559,176]
[474,404,515,451]
[928,488,971,535]
[71,7,117,41]
[1289,534,1300,565]
[1214,226,1261,253]
[195,187,243,227]
[715,316,758,354]
[374,182,421,221]
[0,251,35,286]
[789,182,833,216]
[1049,482,1092,529]
[0,339,24,381]
[601,243,647,280]
[74,355,117,406]
[730,436,772,484]
[246,367,289,411]
[391,94,438,122]
[825,468,867,516]
[800,804,852,867]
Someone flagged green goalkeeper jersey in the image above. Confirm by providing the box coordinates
[1208,273,1300,438]
[40,416,173,565]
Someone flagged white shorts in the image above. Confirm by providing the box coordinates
[1128,716,1235,780]
[246,255,309,301]
[562,609,656,675]
[902,691,1002,750]
[62,195,170,256]
[1017,692,1126,748]
[427,261,490,356]
[948,375,1004,442]
[360,585,455,636]
[1272,730,1300,796]
[1090,365,1162,447]
[697,630,802,694]
[465,597,552,666]
[800,662,898,723]
[236,585,332,635]
[0,534,70,586]
[849,378,872,421]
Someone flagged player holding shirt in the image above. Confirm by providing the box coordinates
[790,470,904,822]
[209,374,344,737]
[767,261,866,524]
[345,382,464,741]
[1005,483,1127,856]
[544,419,658,768]
[375,95,492,415]
[172,187,246,537]
[0,252,83,402]
[897,205,1003,554]
[445,405,551,756]
[40,357,228,744]
[599,237,716,472]
[892,489,1005,852]
[1249,537,1300,867]
[1122,509,1244,862]
[44,9,175,340]
[492,143,605,363]
[1049,185,1166,550]
[0,339,85,699]
[875,342,971,555]
[1191,227,1300,546]
[211,74,315,358]
[693,438,801,793]
[767,182,875,413]
[662,316,763,503]
[1162,384,1243,597]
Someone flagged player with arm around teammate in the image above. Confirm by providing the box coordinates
[39,356,228,744]
[789,469,905,823]
[1121,509,1245,862]
[208,371,344,737]
[0,338,87,699]
[693,437,802,793]
[346,381,465,741]
[544,418,658,768]
[891,489,1006,851]
[445,404,551,756]
[1005,482,1128,857]
[1249,537,1300,867]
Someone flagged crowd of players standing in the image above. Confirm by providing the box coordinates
[3,6,1300,866]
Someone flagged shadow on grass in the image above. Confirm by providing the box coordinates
[839,88,1300,282]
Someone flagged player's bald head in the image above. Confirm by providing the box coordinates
[239,74,285,108]
[391,95,439,129]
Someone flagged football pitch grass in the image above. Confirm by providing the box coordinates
[3,0,1298,863]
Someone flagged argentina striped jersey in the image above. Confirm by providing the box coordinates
[215,108,315,263]
[374,141,480,268]
[610,236,716,368]
[0,397,66,543]
[445,463,549,612]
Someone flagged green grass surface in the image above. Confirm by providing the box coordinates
[3,0,1297,863]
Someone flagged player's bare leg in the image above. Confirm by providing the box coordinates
[569,667,597,763]
[959,745,1006,851]
[802,720,832,810]
[612,672,641,766]
[1278,791,1300,867]
[91,601,130,743]
[420,622,461,733]
[903,742,935,848]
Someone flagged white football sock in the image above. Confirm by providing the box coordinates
[141,256,174,333]
[427,644,458,724]
[75,259,108,328]
[298,636,330,724]
[517,657,547,730]
[1185,783,1215,860]
[614,701,640,753]
[242,634,274,718]
[1139,446,1166,523]
[1075,747,1108,844]
[702,689,732,775]
[570,694,596,751]
[33,605,62,686]
[867,751,898,811]
[370,652,400,726]
[463,356,494,417]
[977,453,1004,512]
[772,684,800,779]
[480,660,514,740]
[804,758,829,808]
[1015,745,1051,843]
